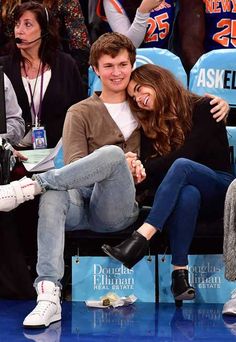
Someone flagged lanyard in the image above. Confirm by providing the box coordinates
[24,63,44,128]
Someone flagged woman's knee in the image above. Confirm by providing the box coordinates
[171,158,194,170]
[180,185,201,208]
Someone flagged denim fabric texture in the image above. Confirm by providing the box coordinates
[33,145,139,286]
[145,158,235,266]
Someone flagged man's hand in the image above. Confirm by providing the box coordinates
[206,93,230,123]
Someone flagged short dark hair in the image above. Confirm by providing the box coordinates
[89,32,136,69]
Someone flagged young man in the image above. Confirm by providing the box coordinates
[0,32,146,329]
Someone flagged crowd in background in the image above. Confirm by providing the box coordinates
[1,0,236,89]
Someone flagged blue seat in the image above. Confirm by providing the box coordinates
[88,47,187,96]
[54,144,64,169]
[189,49,236,108]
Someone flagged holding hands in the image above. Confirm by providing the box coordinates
[125,152,146,184]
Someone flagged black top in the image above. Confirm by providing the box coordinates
[0,50,84,147]
[139,98,232,197]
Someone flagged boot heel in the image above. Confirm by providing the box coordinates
[101,231,149,269]
[171,269,195,306]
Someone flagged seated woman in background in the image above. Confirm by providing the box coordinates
[102,63,235,306]
[0,2,84,300]
[96,0,176,49]
[0,0,90,89]
[0,1,84,150]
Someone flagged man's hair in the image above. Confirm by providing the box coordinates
[89,32,136,68]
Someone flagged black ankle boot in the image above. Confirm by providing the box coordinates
[171,269,195,307]
[101,231,149,269]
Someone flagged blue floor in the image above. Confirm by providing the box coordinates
[1,300,236,341]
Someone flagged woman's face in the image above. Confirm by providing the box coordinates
[127,79,156,111]
[14,10,42,50]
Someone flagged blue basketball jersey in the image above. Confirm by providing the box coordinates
[204,0,236,50]
[96,0,176,48]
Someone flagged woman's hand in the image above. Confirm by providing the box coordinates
[132,159,146,184]
[13,149,28,161]
[205,93,230,123]
[125,152,146,184]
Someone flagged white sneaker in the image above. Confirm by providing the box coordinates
[23,281,61,329]
[0,176,41,212]
[222,289,236,316]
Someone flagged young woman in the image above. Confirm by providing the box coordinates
[102,63,235,306]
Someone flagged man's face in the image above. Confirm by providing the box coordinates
[93,49,133,95]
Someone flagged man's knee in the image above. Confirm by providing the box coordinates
[98,145,125,163]
[39,190,69,215]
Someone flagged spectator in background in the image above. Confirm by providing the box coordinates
[0,1,84,149]
[96,0,176,49]
[222,178,236,316]
[88,0,108,43]
[0,0,90,91]
[1,73,25,146]
[178,0,236,74]
[0,2,84,302]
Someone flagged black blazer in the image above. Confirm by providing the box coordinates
[0,50,84,147]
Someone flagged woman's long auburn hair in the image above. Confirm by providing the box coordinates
[128,64,203,156]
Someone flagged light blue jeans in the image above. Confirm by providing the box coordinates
[33,145,139,286]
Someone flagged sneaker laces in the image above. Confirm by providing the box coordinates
[31,300,56,317]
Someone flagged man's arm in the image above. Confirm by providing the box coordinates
[178,0,205,73]
[0,74,25,145]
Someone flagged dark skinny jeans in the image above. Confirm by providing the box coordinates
[145,158,235,265]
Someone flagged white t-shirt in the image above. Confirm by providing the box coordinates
[104,101,138,141]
